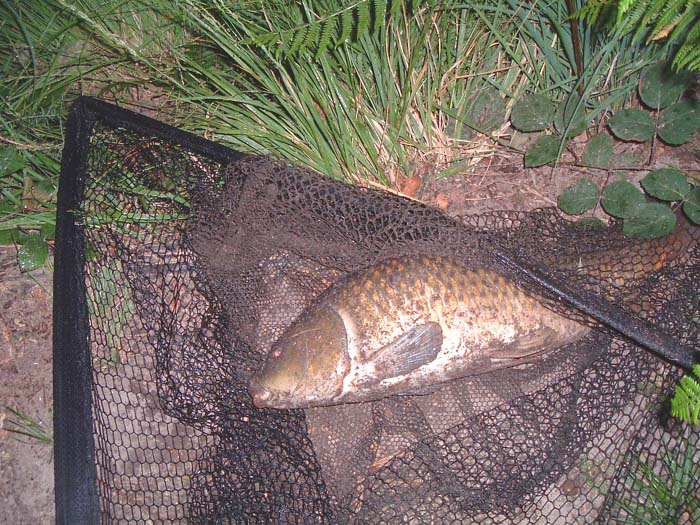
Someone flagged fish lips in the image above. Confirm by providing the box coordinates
[248,349,308,409]
[248,374,281,408]
[247,368,330,410]
[249,305,351,409]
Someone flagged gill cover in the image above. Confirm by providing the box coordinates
[249,305,349,408]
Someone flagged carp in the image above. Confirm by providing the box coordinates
[249,219,698,409]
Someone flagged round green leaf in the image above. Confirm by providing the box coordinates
[683,187,700,224]
[608,109,655,142]
[601,179,645,218]
[0,200,19,245]
[641,168,690,201]
[31,179,58,203]
[524,135,563,167]
[17,233,49,272]
[582,134,613,167]
[0,147,27,176]
[622,202,676,238]
[446,87,507,140]
[558,178,600,215]
[573,217,608,230]
[657,102,700,145]
[639,62,691,110]
[511,94,555,132]
[40,222,56,241]
[554,96,588,138]
[468,87,507,134]
[0,198,15,214]
[0,229,19,246]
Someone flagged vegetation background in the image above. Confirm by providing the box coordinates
[0,0,699,522]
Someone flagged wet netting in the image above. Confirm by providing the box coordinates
[54,97,700,524]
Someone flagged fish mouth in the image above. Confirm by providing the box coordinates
[248,377,274,408]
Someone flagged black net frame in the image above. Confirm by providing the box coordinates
[53,97,699,524]
[53,97,242,523]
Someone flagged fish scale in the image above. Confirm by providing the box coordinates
[250,256,587,408]
[249,219,698,409]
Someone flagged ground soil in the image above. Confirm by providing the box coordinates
[419,137,700,217]
[0,122,697,524]
[0,247,54,524]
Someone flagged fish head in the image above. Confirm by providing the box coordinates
[249,305,350,409]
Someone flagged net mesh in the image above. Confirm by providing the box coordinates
[58,100,700,524]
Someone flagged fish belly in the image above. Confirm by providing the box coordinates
[328,256,587,403]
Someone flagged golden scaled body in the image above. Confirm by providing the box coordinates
[249,255,587,409]
[249,216,698,409]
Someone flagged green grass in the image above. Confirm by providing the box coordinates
[4,407,53,446]
[612,434,700,525]
[0,0,669,256]
[2,3,697,518]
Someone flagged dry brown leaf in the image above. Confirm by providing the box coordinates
[435,193,450,209]
[400,176,421,197]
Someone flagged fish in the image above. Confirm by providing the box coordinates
[248,255,589,409]
[249,218,698,409]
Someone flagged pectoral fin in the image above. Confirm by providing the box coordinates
[492,327,561,362]
[372,322,443,380]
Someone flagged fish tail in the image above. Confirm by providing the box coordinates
[573,211,698,289]
[636,211,699,272]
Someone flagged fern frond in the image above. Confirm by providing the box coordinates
[627,0,656,40]
[337,7,354,46]
[675,40,700,71]
[390,0,403,19]
[254,31,282,48]
[660,3,699,43]
[373,0,387,32]
[286,26,308,57]
[672,364,700,425]
[575,0,621,31]
[249,1,398,60]
[673,18,700,70]
[576,0,608,26]
[650,0,689,42]
[618,0,640,18]
[356,1,371,41]
[316,19,334,59]
[300,21,321,55]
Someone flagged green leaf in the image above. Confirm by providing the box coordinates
[511,94,555,132]
[671,364,700,425]
[683,187,700,224]
[574,217,608,230]
[657,102,700,145]
[0,147,27,176]
[601,179,646,218]
[17,233,49,272]
[467,87,507,135]
[336,8,353,46]
[524,135,563,167]
[639,62,691,110]
[0,229,19,246]
[31,178,57,203]
[608,109,656,142]
[447,87,507,140]
[623,202,676,238]
[0,198,15,215]
[40,222,56,241]
[558,178,600,215]
[582,134,614,167]
[554,96,588,138]
[641,168,690,201]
